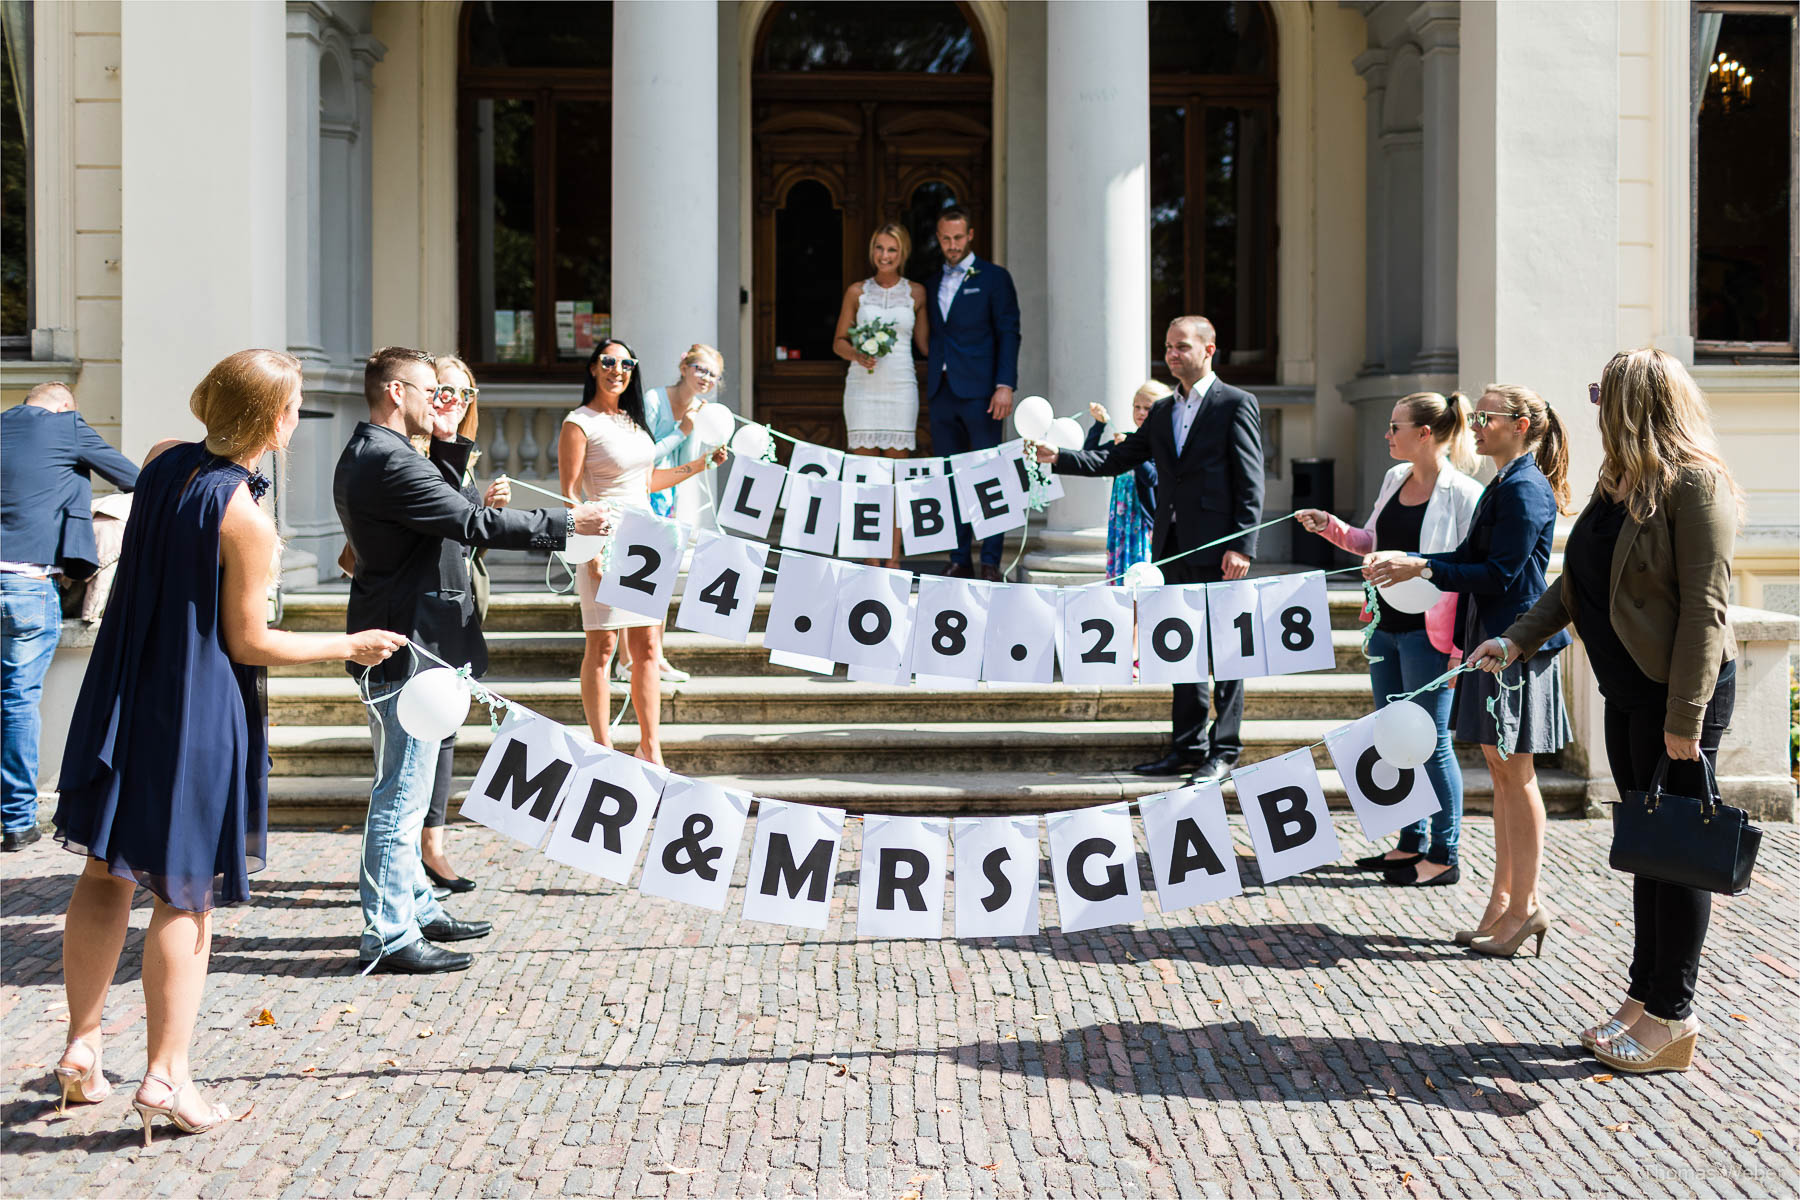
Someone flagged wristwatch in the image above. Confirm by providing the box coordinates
[1419,563,1434,581]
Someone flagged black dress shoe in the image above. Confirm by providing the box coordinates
[1355,851,1423,871]
[1385,862,1461,887]
[361,941,472,974]
[1133,751,1204,777]
[979,564,1004,583]
[944,562,973,578]
[1,827,42,851]
[424,864,477,894]
[1186,757,1235,785]
[420,916,491,943]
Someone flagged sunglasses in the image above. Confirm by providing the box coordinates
[1470,410,1522,429]
[1588,382,1601,405]
[1386,421,1424,434]
[688,364,720,382]
[598,354,638,373]
[433,386,478,405]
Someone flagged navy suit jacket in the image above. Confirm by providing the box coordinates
[1422,454,1571,653]
[924,255,1021,402]
[1053,380,1265,565]
[0,405,139,578]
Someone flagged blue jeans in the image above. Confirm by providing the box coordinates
[0,575,62,833]
[1367,627,1462,866]
[359,684,448,959]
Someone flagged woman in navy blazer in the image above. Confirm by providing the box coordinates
[1366,384,1575,957]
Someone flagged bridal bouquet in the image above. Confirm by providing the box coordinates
[845,317,899,373]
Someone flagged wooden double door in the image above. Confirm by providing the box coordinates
[751,79,992,451]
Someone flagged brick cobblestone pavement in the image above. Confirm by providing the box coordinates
[3,816,1796,1198]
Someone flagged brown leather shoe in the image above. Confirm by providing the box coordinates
[980,564,1004,583]
[944,562,973,578]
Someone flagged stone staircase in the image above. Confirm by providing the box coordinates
[267,568,1584,825]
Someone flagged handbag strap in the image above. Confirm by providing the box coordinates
[1647,751,1720,813]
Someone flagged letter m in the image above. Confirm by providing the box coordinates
[482,738,573,822]
[760,832,834,903]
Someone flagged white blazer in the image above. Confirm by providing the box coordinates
[1360,460,1484,554]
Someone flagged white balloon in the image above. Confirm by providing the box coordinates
[559,532,609,565]
[1378,574,1443,614]
[730,423,772,460]
[1372,700,1439,769]
[1122,561,1164,591]
[1013,395,1054,441]
[1045,417,1085,451]
[395,667,472,742]
[689,402,735,446]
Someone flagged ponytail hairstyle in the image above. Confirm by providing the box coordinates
[1482,383,1573,514]
[1398,390,1476,474]
[190,348,305,461]
[1596,347,1745,526]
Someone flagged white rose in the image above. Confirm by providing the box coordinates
[860,338,879,354]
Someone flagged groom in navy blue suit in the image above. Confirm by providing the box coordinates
[925,207,1021,580]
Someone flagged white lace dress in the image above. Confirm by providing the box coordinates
[842,277,919,450]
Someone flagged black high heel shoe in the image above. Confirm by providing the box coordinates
[424,864,477,893]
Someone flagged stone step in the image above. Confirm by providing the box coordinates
[266,765,1587,826]
[268,670,1390,726]
[267,717,1521,778]
[273,626,1384,680]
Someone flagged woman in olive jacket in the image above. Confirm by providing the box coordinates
[1469,348,1741,1075]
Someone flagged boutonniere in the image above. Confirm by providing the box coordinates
[964,263,981,280]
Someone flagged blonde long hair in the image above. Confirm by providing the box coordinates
[189,349,303,460]
[1398,391,1476,473]
[1482,383,1574,514]
[1596,347,1744,525]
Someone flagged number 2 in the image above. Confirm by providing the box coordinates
[1079,618,1117,664]
[618,545,662,594]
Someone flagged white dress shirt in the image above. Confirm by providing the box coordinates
[1170,371,1217,456]
[938,255,976,321]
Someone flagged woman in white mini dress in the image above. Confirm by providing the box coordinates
[833,222,929,566]
[559,340,723,764]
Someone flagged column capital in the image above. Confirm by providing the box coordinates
[1406,2,1460,55]
[1352,47,1388,90]
[284,1,328,44]
[350,33,387,76]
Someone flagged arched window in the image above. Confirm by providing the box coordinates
[1148,1,1277,380]
[458,2,613,374]
[758,2,983,73]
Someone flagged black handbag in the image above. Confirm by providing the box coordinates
[1609,754,1761,894]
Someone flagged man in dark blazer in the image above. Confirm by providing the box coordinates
[925,207,1022,581]
[0,382,139,850]
[336,346,612,974]
[1040,317,1265,784]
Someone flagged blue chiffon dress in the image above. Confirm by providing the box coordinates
[54,443,271,912]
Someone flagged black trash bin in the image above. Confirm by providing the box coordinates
[1290,458,1336,567]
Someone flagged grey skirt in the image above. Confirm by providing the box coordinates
[1452,649,1571,753]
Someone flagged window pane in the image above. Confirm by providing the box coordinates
[760,2,982,73]
[1149,1,1273,77]
[1203,106,1274,371]
[775,179,842,361]
[553,100,611,360]
[1149,104,1187,363]
[903,181,959,282]
[1696,12,1793,344]
[471,98,537,364]
[2,7,30,343]
[466,1,612,71]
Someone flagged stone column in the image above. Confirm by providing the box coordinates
[121,0,286,460]
[285,3,325,365]
[612,4,719,399]
[1352,49,1389,374]
[1040,0,1150,558]
[1409,2,1459,374]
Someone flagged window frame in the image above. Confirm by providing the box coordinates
[1691,0,1799,361]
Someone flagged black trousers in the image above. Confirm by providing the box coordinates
[1162,525,1243,763]
[423,735,456,829]
[1602,667,1735,1021]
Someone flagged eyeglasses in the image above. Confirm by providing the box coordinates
[1386,421,1424,434]
[1588,382,1601,405]
[392,379,434,399]
[598,354,638,373]
[1470,410,1521,429]
[434,386,478,405]
[688,364,720,382]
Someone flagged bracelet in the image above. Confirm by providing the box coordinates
[565,509,576,537]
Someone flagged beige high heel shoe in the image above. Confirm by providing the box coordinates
[1469,909,1552,958]
[1593,1014,1701,1074]
[131,1073,235,1146]
[1452,920,1500,946]
[53,1037,111,1112]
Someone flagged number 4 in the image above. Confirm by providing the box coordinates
[697,569,741,617]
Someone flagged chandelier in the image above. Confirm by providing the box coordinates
[1706,52,1754,112]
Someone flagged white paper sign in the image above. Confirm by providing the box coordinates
[897,473,960,556]
[952,815,1041,938]
[1046,803,1145,933]
[778,473,842,555]
[1058,586,1136,685]
[768,647,836,675]
[1007,443,1064,504]
[593,508,688,621]
[842,455,894,485]
[676,532,769,643]
[952,453,1027,539]
[542,746,667,883]
[837,481,895,559]
[911,576,990,681]
[848,594,917,686]
[1257,571,1336,676]
[1206,578,1267,681]
[764,552,840,658]
[786,442,844,480]
[1324,710,1443,841]
[637,778,753,912]
[1138,783,1242,911]
[1233,747,1342,883]
[898,457,947,480]
[858,815,950,939]
[829,565,914,669]
[1135,584,1211,684]
[460,715,579,849]
[715,456,788,541]
[982,584,1057,683]
[741,799,846,929]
